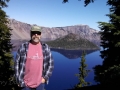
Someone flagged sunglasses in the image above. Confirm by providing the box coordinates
[31,31,41,35]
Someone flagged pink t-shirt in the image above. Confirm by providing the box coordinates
[24,43,43,88]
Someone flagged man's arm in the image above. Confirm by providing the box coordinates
[43,44,54,82]
[14,45,21,84]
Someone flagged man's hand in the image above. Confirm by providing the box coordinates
[41,77,45,83]
[18,84,20,87]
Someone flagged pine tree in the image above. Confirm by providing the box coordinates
[74,51,91,89]
[62,0,94,7]
[63,0,120,87]
[93,0,120,87]
[0,0,15,89]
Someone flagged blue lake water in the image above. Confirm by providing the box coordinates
[12,49,103,90]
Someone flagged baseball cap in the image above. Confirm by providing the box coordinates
[31,26,42,32]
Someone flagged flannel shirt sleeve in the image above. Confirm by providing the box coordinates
[14,45,21,84]
[43,44,54,81]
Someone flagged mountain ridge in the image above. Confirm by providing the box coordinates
[7,18,101,48]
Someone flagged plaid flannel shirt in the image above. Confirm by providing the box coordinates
[14,41,54,87]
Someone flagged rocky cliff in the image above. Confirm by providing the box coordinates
[7,18,101,46]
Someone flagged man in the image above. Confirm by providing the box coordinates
[14,26,54,90]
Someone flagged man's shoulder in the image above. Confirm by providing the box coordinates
[41,41,48,46]
[19,41,29,48]
[21,41,29,45]
[41,41,51,49]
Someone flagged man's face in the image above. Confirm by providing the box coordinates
[31,31,41,43]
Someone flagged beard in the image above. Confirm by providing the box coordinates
[31,37,40,43]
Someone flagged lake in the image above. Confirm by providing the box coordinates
[12,48,103,90]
